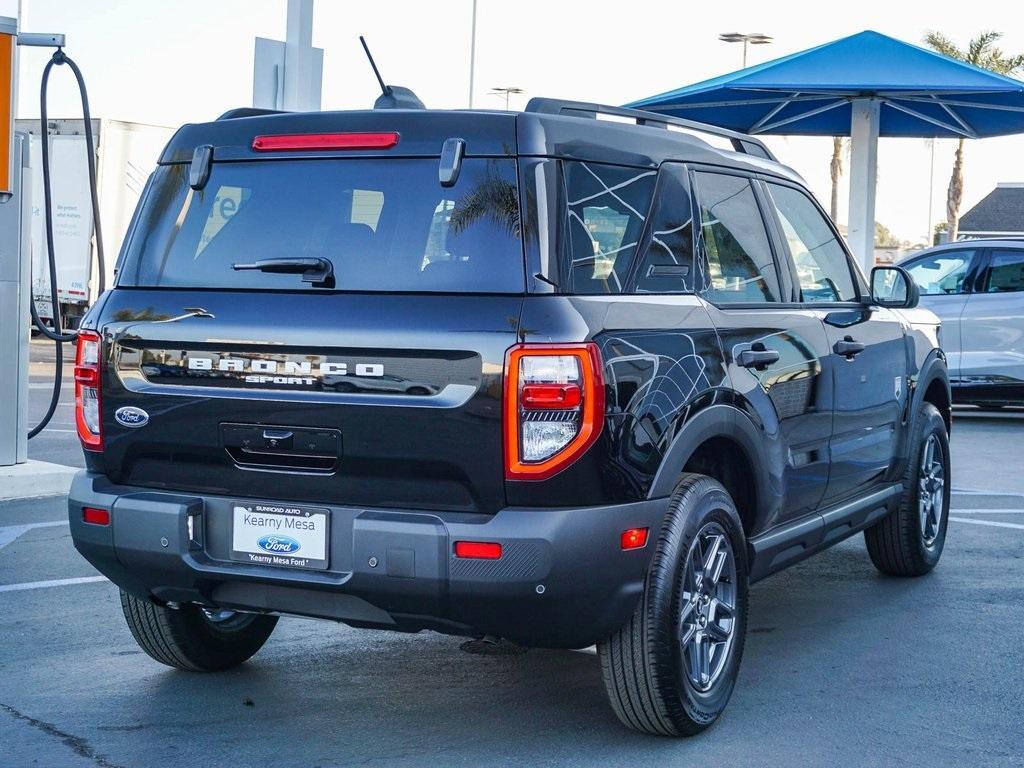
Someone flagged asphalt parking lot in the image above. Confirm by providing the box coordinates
[5,340,1024,767]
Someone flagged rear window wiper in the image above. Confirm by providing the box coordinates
[232,257,335,288]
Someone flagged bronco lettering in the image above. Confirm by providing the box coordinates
[186,356,385,378]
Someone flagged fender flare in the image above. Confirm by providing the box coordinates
[911,349,951,428]
[897,348,951,474]
[647,404,777,528]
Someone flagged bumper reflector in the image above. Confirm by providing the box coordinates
[453,541,502,560]
[620,528,649,550]
[82,507,110,526]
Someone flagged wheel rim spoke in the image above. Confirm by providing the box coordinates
[680,622,697,648]
[917,434,946,546]
[678,521,737,692]
[687,632,703,685]
[679,595,696,624]
[702,535,722,574]
[706,620,730,642]
[706,550,727,586]
[697,636,711,686]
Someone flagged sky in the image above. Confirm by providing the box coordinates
[8,0,1024,245]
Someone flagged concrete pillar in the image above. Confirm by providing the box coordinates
[283,0,316,112]
[847,98,880,277]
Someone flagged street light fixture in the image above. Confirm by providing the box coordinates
[489,86,524,111]
[718,32,773,68]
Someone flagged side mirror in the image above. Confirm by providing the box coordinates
[870,266,919,309]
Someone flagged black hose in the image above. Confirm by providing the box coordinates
[28,48,104,439]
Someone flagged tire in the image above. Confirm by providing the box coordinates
[598,474,749,736]
[120,591,278,672]
[864,402,950,577]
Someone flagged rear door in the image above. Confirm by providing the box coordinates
[902,246,983,380]
[761,179,906,505]
[960,247,1024,400]
[101,147,526,514]
[691,169,834,524]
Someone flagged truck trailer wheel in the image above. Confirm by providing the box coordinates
[120,591,278,672]
[598,474,749,736]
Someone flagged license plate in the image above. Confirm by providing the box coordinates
[230,503,329,571]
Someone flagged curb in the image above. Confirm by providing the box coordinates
[0,460,78,501]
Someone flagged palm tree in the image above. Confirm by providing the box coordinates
[924,31,1024,240]
[828,137,849,223]
[449,175,522,237]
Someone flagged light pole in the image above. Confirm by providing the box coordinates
[718,32,773,68]
[489,86,524,111]
[468,0,477,107]
[925,138,936,244]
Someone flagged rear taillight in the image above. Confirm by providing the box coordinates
[504,343,605,481]
[74,330,102,451]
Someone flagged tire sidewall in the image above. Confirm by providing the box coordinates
[906,405,951,567]
[647,479,749,728]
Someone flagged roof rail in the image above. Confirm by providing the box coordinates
[524,97,777,162]
[216,107,284,121]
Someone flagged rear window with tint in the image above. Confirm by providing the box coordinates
[119,158,525,293]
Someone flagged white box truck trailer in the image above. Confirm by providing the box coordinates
[16,118,173,329]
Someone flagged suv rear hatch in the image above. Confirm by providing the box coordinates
[93,112,524,514]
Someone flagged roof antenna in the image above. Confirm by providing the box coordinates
[359,35,425,110]
[360,36,390,99]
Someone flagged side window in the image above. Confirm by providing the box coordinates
[904,250,975,295]
[564,161,656,294]
[631,164,694,293]
[983,250,1024,293]
[693,171,781,303]
[765,182,856,302]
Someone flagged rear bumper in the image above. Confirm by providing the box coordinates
[69,472,666,648]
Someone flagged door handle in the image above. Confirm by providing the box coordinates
[834,336,866,359]
[737,344,780,371]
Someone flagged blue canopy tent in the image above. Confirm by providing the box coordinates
[628,30,1024,271]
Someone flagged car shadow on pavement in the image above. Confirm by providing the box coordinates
[85,540,949,767]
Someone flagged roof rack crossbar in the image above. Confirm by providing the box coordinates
[524,97,776,162]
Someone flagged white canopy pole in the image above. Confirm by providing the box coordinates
[283,0,316,111]
[847,98,880,276]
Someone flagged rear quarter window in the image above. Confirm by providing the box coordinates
[563,161,656,294]
[119,158,525,293]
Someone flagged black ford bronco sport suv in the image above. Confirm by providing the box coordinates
[68,98,951,736]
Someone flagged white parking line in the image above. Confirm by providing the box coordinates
[0,576,106,593]
[953,489,1024,498]
[950,509,1024,514]
[949,516,1024,531]
[0,520,68,550]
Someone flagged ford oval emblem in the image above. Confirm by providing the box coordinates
[257,535,301,555]
[114,406,149,428]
